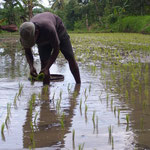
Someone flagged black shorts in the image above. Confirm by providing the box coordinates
[38,32,74,62]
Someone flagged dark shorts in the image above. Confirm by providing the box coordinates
[38,32,74,62]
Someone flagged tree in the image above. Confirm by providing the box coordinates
[20,0,45,20]
[64,0,81,30]
[2,0,18,24]
[125,0,150,15]
[0,0,46,25]
[49,0,69,10]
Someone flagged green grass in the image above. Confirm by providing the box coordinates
[111,16,150,33]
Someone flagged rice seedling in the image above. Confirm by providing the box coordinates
[72,129,75,149]
[13,93,18,106]
[1,123,5,136]
[30,73,45,82]
[5,103,11,126]
[34,112,38,125]
[111,98,113,110]
[114,106,116,117]
[29,121,35,148]
[84,88,88,101]
[52,91,55,100]
[89,84,91,93]
[106,93,109,105]
[108,125,112,143]
[126,114,129,125]
[59,90,62,100]
[112,136,114,149]
[7,103,11,117]
[118,109,120,119]
[18,82,23,97]
[96,116,99,134]
[85,104,88,115]
[1,122,5,141]
[91,65,96,75]
[84,109,88,123]
[56,98,62,111]
[60,119,64,129]
[38,92,41,99]
[79,98,82,111]
[29,133,35,149]
[78,143,85,150]
[28,94,36,116]
[31,93,36,105]
[92,111,96,129]
[60,112,65,129]
[29,99,33,115]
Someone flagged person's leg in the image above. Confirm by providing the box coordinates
[38,44,52,71]
[67,56,81,84]
[60,34,81,84]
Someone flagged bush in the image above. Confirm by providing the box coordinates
[111,16,150,33]
[74,19,85,30]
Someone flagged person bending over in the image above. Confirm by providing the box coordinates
[19,12,81,84]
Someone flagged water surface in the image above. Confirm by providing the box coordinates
[0,33,150,150]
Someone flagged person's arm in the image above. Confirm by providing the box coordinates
[45,47,59,70]
[25,48,37,77]
[40,47,59,85]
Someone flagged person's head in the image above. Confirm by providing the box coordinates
[19,22,36,48]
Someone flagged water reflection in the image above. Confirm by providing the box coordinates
[23,84,81,149]
[102,62,150,149]
[0,48,4,53]
[0,40,28,78]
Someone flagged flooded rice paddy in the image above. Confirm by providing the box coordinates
[0,33,150,150]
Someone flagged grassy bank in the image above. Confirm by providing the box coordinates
[1,16,150,35]
[71,16,150,34]
[110,16,150,33]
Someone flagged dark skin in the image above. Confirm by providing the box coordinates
[24,27,81,85]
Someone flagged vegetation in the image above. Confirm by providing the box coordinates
[0,0,150,33]
[29,73,45,82]
[111,15,150,33]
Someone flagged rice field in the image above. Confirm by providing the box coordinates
[0,33,150,149]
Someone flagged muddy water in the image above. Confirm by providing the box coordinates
[0,33,150,150]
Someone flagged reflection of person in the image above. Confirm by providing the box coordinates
[19,12,81,84]
[23,84,81,148]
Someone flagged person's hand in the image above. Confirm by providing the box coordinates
[30,67,38,77]
[40,68,50,85]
